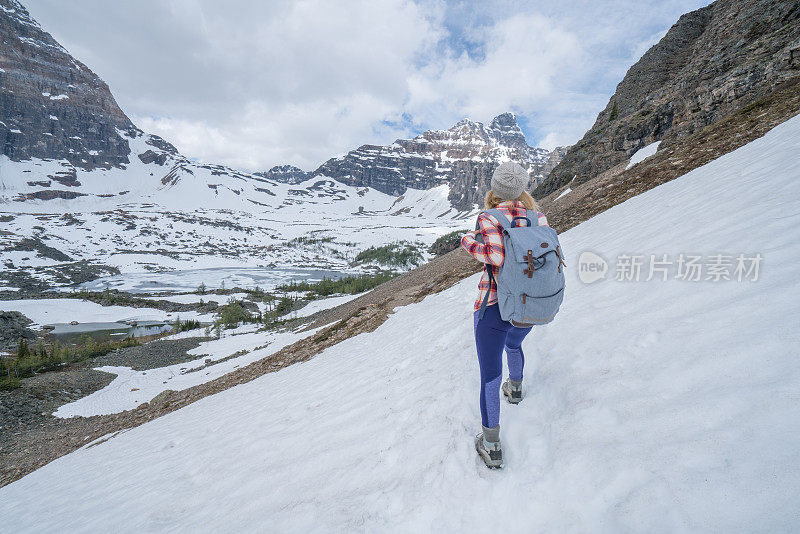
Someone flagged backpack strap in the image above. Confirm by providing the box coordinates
[483,208,513,234]
[478,267,496,320]
[476,208,510,320]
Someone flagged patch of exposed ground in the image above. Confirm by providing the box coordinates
[93,336,212,371]
[0,311,36,353]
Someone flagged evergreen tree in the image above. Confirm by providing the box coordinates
[17,338,30,359]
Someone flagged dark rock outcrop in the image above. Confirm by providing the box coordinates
[254,165,310,185]
[313,113,563,210]
[18,189,86,200]
[0,0,141,169]
[536,0,800,197]
[0,311,36,352]
[138,150,168,166]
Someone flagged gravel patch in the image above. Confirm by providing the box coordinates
[0,367,115,438]
[94,337,212,371]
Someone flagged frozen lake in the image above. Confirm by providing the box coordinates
[46,320,174,342]
[79,266,359,294]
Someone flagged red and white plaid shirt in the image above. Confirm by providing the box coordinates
[460,201,549,311]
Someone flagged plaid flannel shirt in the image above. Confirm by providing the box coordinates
[460,201,549,311]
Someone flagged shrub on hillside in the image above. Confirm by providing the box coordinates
[428,230,467,256]
[354,241,423,268]
[277,272,396,298]
[215,301,253,329]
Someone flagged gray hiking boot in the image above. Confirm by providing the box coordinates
[502,379,523,404]
[475,425,503,468]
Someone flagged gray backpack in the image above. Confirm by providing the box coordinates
[477,208,566,327]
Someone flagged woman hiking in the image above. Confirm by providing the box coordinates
[460,161,549,469]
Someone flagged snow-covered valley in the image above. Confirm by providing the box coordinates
[0,131,474,293]
[2,108,798,532]
[0,130,477,339]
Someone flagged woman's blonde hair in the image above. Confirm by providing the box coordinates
[484,189,539,211]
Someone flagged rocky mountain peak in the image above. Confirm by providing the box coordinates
[452,117,478,128]
[312,113,564,209]
[0,0,140,169]
[254,165,310,185]
[421,117,489,145]
[487,112,527,150]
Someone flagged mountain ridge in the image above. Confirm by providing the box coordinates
[312,111,566,210]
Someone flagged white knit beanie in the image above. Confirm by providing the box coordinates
[491,162,529,200]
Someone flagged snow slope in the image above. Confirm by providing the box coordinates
[283,291,368,319]
[2,116,800,532]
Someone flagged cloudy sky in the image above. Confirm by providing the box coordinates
[26,0,710,172]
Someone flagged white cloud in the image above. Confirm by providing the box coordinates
[408,14,584,120]
[134,0,442,170]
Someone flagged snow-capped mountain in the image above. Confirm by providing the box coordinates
[0,131,469,291]
[313,112,565,210]
[0,0,563,215]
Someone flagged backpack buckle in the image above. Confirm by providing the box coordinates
[523,249,536,278]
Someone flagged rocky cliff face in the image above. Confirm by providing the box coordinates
[313,112,566,210]
[0,0,144,170]
[535,0,800,197]
[540,146,569,178]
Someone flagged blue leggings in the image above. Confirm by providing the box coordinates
[473,304,532,428]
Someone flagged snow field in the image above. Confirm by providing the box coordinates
[0,132,473,289]
[282,291,368,319]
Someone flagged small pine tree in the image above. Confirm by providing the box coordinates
[17,338,30,359]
